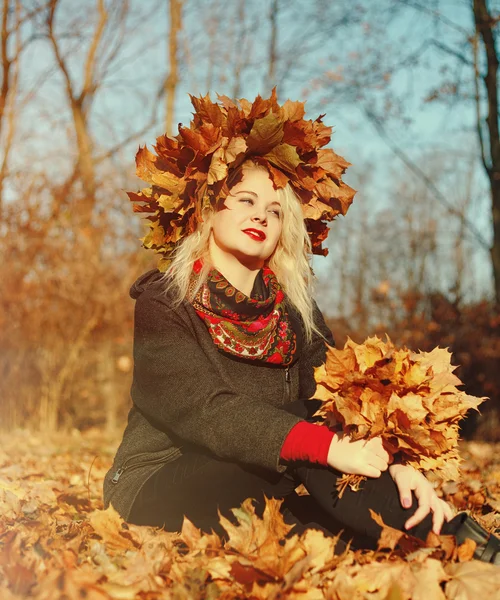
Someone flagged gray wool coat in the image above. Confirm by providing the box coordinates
[102,269,334,521]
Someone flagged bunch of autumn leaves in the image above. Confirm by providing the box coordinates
[313,337,486,492]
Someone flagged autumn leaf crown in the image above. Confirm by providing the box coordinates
[128,87,356,270]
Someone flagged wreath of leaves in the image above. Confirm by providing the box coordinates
[127,87,356,270]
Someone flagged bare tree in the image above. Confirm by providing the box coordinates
[47,0,113,224]
[369,0,499,303]
[0,0,46,212]
[300,0,498,301]
[1,0,170,432]
[0,0,20,210]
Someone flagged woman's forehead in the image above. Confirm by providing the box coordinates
[231,167,278,196]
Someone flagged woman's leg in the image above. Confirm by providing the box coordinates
[292,463,435,547]
[275,399,434,546]
[291,463,500,562]
[128,449,299,537]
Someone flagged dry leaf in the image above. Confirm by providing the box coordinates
[1,430,499,599]
[445,561,500,598]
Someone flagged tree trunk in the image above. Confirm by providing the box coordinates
[99,340,117,435]
[473,0,500,304]
[71,98,96,223]
[490,178,500,302]
[165,0,182,136]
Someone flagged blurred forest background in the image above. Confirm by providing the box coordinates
[1,0,499,439]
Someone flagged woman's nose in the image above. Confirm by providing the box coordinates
[251,210,267,224]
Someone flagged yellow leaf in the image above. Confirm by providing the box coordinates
[225,136,247,163]
[281,99,305,122]
[88,504,139,552]
[445,561,500,598]
[207,146,228,185]
[246,112,284,153]
[263,143,301,172]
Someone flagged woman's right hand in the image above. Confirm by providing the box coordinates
[326,433,391,477]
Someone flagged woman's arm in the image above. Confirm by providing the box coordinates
[299,299,335,417]
[130,291,303,473]
[278,299,337,466]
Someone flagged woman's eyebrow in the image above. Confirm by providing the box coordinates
[236,190,281,206]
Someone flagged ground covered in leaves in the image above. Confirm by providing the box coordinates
[1,430,499,599]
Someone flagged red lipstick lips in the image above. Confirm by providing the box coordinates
[243,228,266,241]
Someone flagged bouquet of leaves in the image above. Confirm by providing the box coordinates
[312,336,487,494]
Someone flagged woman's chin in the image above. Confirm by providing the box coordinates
[233,251,268,269]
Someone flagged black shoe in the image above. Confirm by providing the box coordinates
[446,513,500,564]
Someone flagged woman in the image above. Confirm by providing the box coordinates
[103,90,499,562]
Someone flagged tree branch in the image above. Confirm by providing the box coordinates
[0,0,11,135]
[266,0,278,93]
[396,0,469,36]
[472,31,489,173]
[431,39,474,67]
[47,0,75,103]
[81,0,107,107]
[365,107,490,251]
[165,0,182,136]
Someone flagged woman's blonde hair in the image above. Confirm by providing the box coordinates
[159,161,324,344]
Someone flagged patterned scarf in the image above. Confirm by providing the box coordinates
[190,259,301,365]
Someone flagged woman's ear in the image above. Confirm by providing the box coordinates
[200,207,214,228]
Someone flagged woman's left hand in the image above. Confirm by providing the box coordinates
[389,463,455,534]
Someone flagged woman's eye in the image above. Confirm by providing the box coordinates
[240,198,254,205]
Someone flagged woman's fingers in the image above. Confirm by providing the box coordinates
[393,475,413,509]
[405,501,431,530]
[364,439,390,472]
[369,454,390,473]
[442,500,455,522]
[430,499,445,534]
[388,464,455,535]
[362,465,382,478]
[405,495,451,534]
[327,434,389,476]
[375,448,391,465]
[367,438,391,462]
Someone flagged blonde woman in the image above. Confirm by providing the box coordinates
[103,92,499,562]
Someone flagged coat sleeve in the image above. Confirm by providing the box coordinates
[299,299,335,419]
[129,292,303,473]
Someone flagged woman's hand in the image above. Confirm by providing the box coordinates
[327,433,391,478]
[389,463,455,534]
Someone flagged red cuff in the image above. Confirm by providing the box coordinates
[280,421,334,466]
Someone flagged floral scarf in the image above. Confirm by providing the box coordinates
[190,259,301,365]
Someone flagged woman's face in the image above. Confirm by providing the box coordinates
[209,165,282,269]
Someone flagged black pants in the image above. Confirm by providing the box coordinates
[129,450,440,547]
[129,400,443,547]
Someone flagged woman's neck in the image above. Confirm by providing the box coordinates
[208,241,263,297]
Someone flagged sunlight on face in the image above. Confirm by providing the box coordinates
[209,164,283,270]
